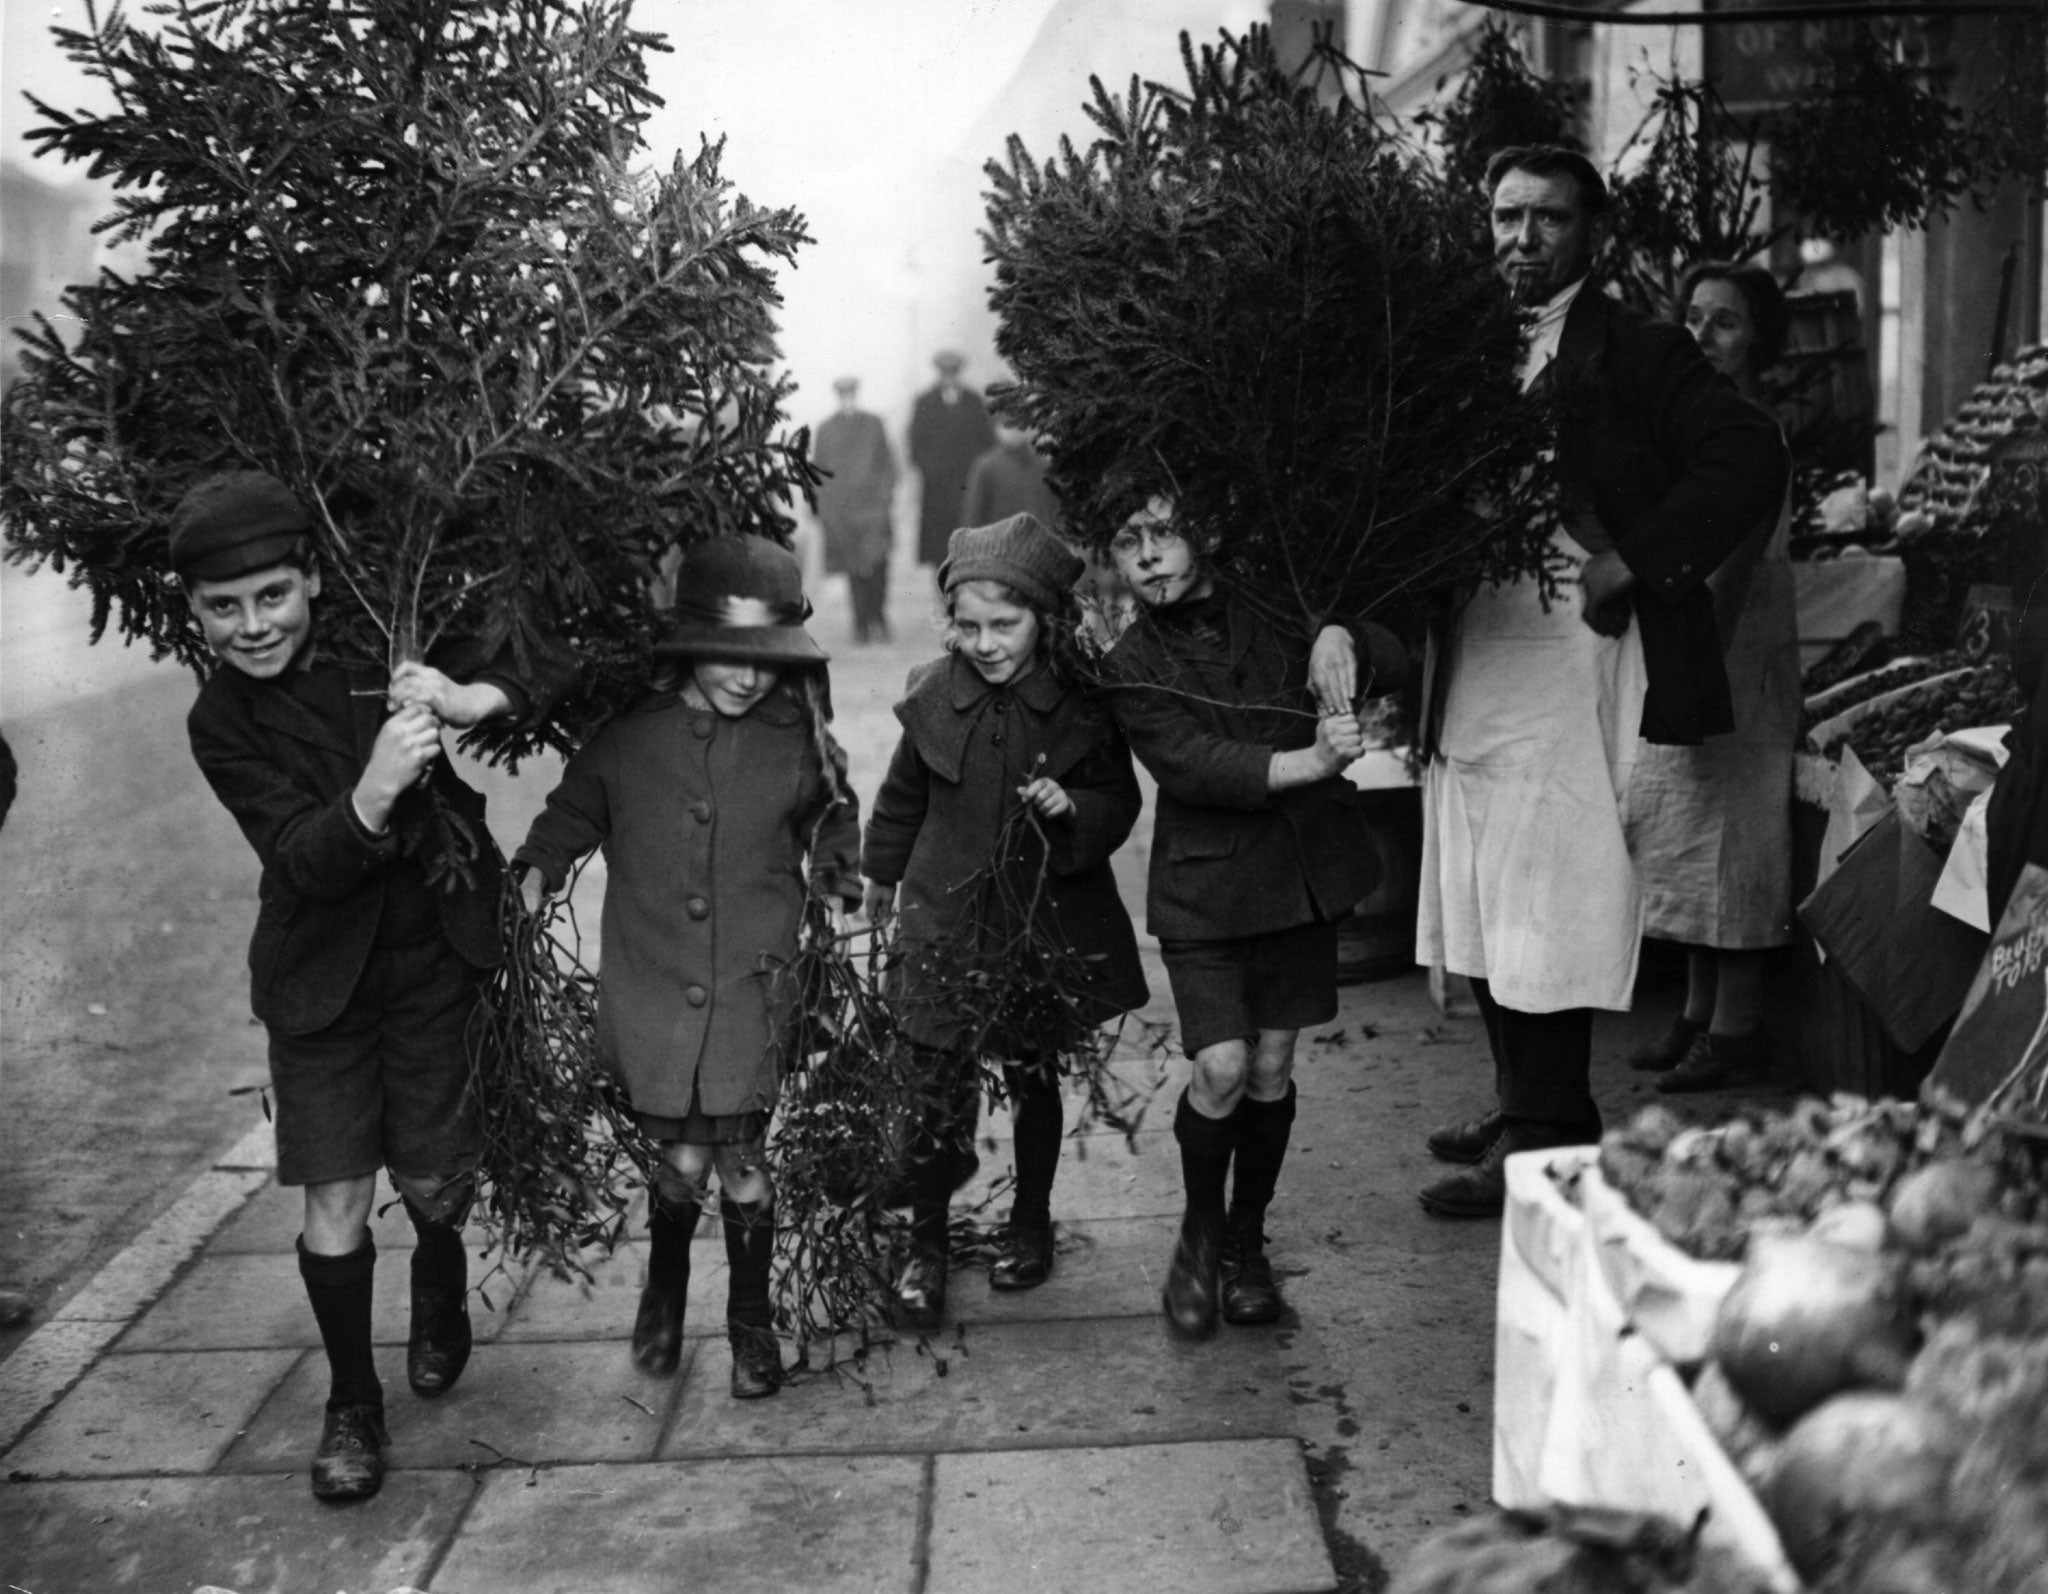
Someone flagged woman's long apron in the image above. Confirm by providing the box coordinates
[1417,530,1649,1014]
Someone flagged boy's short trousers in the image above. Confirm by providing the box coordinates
[266,937,483,1188]
[1158,921,1339,1056]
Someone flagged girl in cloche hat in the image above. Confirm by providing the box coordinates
[514,536,861,1399]
[859,514,1149,1328]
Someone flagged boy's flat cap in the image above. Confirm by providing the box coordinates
[169,471,312,581]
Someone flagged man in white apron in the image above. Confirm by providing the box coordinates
[1314,147,1788,1218]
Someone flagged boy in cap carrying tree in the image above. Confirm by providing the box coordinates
[175,470,558,1502]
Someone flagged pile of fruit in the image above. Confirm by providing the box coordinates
[1598,1097,2048,1592]
[1797,652,1969,738]
[1897,344,2048,534]
[1810,657,2021,781]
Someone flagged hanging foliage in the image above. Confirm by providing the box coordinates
[982,25,1559,640]
[1412,19,1580,206]
[0,0,816,762]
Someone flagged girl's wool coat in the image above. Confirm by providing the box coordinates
[862,652,1149,1053]
[514,683,860,1119]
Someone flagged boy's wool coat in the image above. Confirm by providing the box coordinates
[1105,594,1398,942]
[862,653,1149,1051]
[187,658,505,1038]
[514,683,860,1120]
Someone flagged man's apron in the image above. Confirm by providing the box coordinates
[1416,529,1648,1014]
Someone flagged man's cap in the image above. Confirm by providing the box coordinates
[940,513,1082,612]
[832,376,860,395]
[169,470,312,581]
[932,349,965,374]
[654,536,827,666]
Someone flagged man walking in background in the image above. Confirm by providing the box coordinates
[813,376,899,645]
[908,350,995,578]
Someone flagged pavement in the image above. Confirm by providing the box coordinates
[0,550,1716,1594]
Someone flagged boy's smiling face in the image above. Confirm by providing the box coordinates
[1109,497,1209,610]
[187,562,320,680]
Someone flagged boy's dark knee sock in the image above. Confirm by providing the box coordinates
[1004,1063,1062,1229]
[298,1236,382,1412]
[1227,1083,1298,1237]
[1174,1088,1237,1228]
[721,1196,775,1330]
[646,1190,700,1293]
[403,1197,467,1297]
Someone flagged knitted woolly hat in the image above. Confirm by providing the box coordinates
[654,536,826,665]
[939,514,1083,612]
[168,470,312,581]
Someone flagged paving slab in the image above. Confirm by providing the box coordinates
[429,1455,925,1594]
[0,1470,473,1594]
[927,1437,1335,1594]
[223,1339,683,1472]
[663,1316,1295,1460]
[5,1348,303,1478]
[946,1216,1175,1325]
[117,1250,519,1352]
[955,1129,1182,1222]
[500,1237,730,1343]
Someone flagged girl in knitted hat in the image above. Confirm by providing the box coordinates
[861,513,1150,1328]
[514,536,861,1398]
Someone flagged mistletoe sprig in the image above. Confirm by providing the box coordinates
[1,0,817,761]
[982,25,1559,640]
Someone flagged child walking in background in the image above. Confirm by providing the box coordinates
[514,536,860,1398]
[862,514,1149,1328]
[1103,491,1405,1339]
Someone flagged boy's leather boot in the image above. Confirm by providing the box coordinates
[632,1193,698,1377]
[298,1238,386,1501]
[405,1200,472,1398]
[722,1196,783,1399]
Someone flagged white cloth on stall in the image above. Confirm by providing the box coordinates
[1418,528,1649,1013]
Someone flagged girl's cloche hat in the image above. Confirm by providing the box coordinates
[654,536,827,665]
[939,513,1083,613]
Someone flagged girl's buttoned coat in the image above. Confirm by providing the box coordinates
[514,684,860,1119]
[862,653,1149,1052]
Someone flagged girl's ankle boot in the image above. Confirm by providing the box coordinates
[722,1197,783,1399]
[632,1195,698,1377]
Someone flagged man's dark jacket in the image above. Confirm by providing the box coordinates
[1548,284,1791,745]
[189,656,526,1037]
[1104,594,1406,941]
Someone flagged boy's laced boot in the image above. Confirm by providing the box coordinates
[632,1191,699,1377]
[722,1196,783,1399]
[1219,1086,1293,1325]
[1161,1089,1237,1340]
[403,1198,472,1399]
[298,1237,386,1501]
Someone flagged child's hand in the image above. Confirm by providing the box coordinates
[1018,776,1075,821]
[389,662,514,727]
[861,880,897,924]
[1309,625,1358,715]
[1315,710,1367,771]
[517,866,550,917]
[354,703,442,832]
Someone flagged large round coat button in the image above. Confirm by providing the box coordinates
[687,897,710,920]
[686,985,708,1007]
[690,717,714,739]
[692,800,713,823]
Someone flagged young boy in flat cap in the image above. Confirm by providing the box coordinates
[175,469,556,1502]
[1103,490,1404,1339]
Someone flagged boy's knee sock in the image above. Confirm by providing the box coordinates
[1227,1083,1298,1238]
[298,1236,382,1412]
[646,1191,700,1294]
[1174,1088,1237,1228]
[403,1197,467,1297]
[721,1196,775,1330]
[1004,1063,1062,1230]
